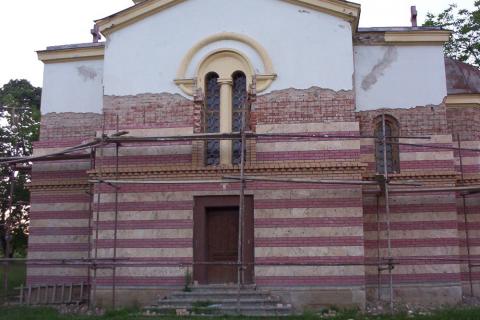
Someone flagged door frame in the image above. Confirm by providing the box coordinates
[193,195,254,285]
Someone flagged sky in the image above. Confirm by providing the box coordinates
[0,0,476,88]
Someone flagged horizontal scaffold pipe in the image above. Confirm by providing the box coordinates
[224,175,379,186]
[0,140,105,166]
[106,132,430,143]
[387,185,480,194]
[0,131,129,166]
[89,179,236,185]
[387,140,480,153]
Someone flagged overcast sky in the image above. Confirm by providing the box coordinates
[0,0,476,88]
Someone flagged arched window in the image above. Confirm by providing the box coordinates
[205,72,220,166]
[196,50,256,166]
[375,116,400,174]
[232,71,247,165]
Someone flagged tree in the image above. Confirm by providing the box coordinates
[0,80,41,257]
[424,1,480,67]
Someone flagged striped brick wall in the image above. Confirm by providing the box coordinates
[458,192,480,295]
[29,91,480,309]
[28,171,92,285]
[27,113,99,285]
[363,190,462,303]
[90,180,365,293]
[361,135,456,176]
[448,106,480,296]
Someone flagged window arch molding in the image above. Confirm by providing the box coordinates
[174,32,276,96]
[374,114,400,174]
[196,49,255,94]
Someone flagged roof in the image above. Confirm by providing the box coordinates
[445,58,480,95]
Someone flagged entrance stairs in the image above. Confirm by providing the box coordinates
[144,284,293,316]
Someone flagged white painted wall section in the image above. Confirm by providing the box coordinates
[103,0,354,96]
[354,45,447,111]
[41,59,104,114]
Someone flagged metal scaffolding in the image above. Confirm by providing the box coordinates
[1,107,480,314]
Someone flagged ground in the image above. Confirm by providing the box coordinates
[1,307,480,320]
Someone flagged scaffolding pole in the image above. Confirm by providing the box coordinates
[236,104,248,313]
[112,115,120,309]
[458,134,474,297]
[381,114,394,314]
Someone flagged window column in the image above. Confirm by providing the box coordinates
[218,78,233,165]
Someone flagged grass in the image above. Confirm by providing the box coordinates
[0,262,26,300]
[0,306,480,320]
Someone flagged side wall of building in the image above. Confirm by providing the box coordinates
[358,106,462,305]
[41,59,104,114]
[27,113,102,286]
[447,106,480,296]
[354,45,447,111]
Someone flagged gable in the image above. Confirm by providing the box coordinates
[96,0,361,35]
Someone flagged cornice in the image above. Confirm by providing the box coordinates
[37,46,105,64]
[96,0,361,35]
[28,180,90,191]
[88,162,367,179]
[384,30,451,45]
[446,94,480,108]
[363,171,459,181]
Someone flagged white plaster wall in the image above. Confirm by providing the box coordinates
[354,45,447,110]
[41,60,104,114]
[103,0,354,96]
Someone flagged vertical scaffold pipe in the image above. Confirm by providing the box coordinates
[382,114,394,314]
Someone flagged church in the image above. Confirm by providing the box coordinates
[28,0,480,312]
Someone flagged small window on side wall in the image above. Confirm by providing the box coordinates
[374,115,400,174]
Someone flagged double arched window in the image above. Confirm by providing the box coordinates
[204,70,247,166]
[374,116,400,174]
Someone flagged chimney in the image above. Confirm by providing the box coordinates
[411,6,418,27]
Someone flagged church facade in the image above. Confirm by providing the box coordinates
[29,0,480,310]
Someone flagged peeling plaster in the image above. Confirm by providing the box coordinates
[361,47,397,91]
[77,66,98,81]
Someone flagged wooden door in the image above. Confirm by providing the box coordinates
[193,196,254,285]
[206,207,238,284]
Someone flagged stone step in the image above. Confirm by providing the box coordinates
[145,304,292,317]
[156,297,282,307]
[168,291,271,299]
[146,286,293,316]
[190,284,257,290]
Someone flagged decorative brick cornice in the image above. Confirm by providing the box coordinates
[28,179,90,191]
[88,162,367,179]
[28,162,367,190]
[363,171,459,181]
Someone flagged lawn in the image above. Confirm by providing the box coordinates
[1,307,480,320]
[0,262,26,301]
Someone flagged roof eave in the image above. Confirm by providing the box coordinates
[95,0,361,36]
[37,43,105,64]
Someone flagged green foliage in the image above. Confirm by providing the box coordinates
[423,1,480,67]
[0,79,41,258]
[0,261,26,299]
[1,306,480,319]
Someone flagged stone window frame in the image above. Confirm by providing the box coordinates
[199,50,250,166]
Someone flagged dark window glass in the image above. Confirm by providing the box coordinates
[232,72,247,165]
[375,120,400,174]
[205,73,220,166]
